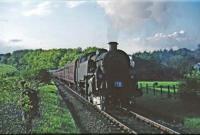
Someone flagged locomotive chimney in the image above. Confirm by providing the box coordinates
[108,42,118,51]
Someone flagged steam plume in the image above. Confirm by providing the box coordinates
[97,0,174,40]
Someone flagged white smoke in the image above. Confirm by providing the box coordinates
[97,0,175,40]
[98,1,152,29]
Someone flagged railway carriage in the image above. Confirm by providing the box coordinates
[63,61,77,84]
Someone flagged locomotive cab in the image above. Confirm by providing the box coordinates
[76,52,96,97]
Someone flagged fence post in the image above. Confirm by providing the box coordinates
[140,83,142,89]
[168,85,170,98]
[160,85,163,95]
[153,85,156,96]
[173,85,176,97]
[146,84,148,94]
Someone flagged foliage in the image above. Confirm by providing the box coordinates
[180,69,200,91]
[32,84,78,133]
[184,117,200,132]
[178,69,200,103]
[20,94,32,113]
[133,57,181,81]
[0,64,18,77]
[0,47,93,133]
[133,45,200,80]
[0,76,21,103]
[0,47,98,80]
[1,44,200,81]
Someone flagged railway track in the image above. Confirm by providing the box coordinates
[109,107,180,134]
[121,108,180,134]
[55,79,180,134]
[55,79,136,134]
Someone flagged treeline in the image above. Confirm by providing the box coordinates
[0,47,97,79]
[132,44,200,81]
[0,44,200,81]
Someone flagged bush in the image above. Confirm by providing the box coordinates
[182,70,200,91]
[179,69,200,103]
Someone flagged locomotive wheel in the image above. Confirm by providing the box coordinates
[126,96,136,109]
[90,95,106,111]
[130,96,136,105]
[100,96,107,111]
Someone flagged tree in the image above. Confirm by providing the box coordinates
[179,68,200,103]
[182,69,200,91]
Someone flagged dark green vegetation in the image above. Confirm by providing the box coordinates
[180,69,200,92]
[133,44,200,81]
[135,92,200,134]
[184,118,200,132]
[137,73,200,133]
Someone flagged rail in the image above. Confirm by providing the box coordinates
[121,107,180,134]
[56,80,136,134]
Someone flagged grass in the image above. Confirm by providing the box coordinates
[0,64,17,76]
[138,81,180,93]
[184,117,200,132]
[32,84,79,133]
[138,81,180,87]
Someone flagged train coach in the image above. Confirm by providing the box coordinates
[52,42,142,110]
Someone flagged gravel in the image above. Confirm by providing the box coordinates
[109,109,163,134]
[55,81,125,133]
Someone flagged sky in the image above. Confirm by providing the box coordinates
[0,0,200,54]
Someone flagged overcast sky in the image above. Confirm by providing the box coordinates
[0,0,200,54]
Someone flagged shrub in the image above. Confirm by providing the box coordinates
[182,70,200,91]
[179,69,200,103]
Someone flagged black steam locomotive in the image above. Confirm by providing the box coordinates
[52,42,142,110]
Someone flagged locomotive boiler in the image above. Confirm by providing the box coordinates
[52,42,142,110]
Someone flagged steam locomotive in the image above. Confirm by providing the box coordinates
[52,42,142,110]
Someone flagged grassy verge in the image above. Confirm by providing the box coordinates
[184,117,200,132]
[32,83,79,133]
